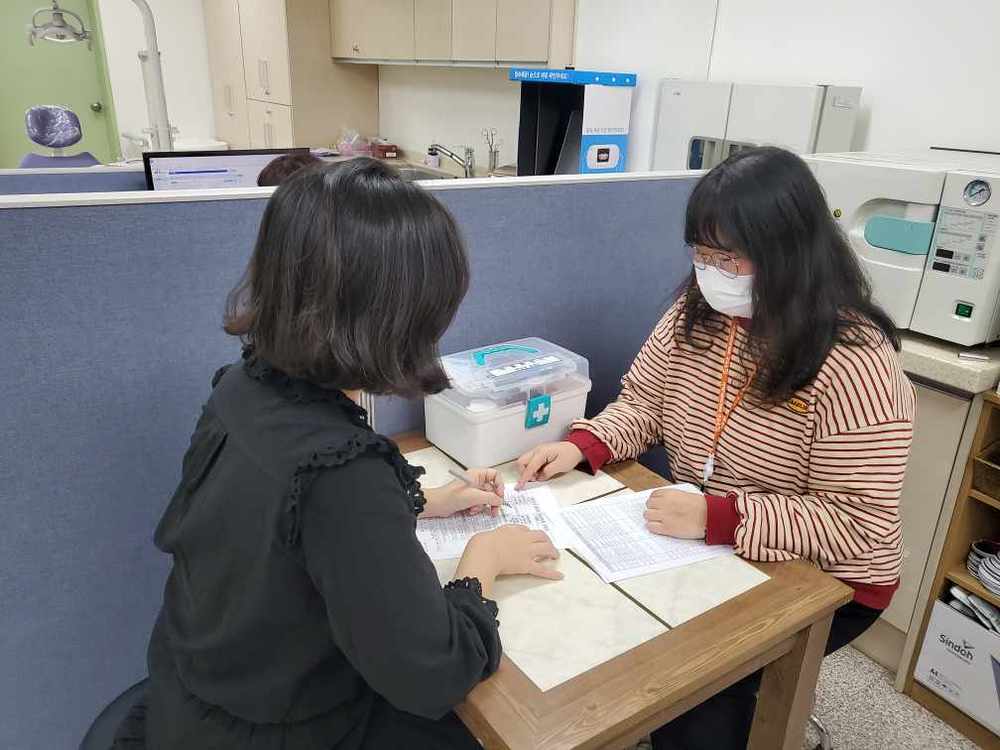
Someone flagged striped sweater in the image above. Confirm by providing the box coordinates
[571,300,914,608]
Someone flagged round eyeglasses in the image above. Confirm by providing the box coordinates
[686,244,747,279]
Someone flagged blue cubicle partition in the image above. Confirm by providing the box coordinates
[0,166,147,194]
[0,173,696,750]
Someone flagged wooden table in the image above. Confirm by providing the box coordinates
[396,435,853,750]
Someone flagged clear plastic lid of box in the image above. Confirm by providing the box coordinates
[438,337,590,411]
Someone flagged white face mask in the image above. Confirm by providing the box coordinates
[695,265,754,318]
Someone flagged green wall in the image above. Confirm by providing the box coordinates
[0,0,119,168]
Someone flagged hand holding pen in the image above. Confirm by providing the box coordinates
[420,468,505,518]
[448,468,505,516]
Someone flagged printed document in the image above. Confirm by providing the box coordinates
[416,485,572,561]
[560,486,734,583]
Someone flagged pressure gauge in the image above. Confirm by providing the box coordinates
[963,179,992,207]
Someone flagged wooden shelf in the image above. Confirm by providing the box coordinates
[968,487,1000,512]
[905,396,1000,745]
[944,567,1000,609]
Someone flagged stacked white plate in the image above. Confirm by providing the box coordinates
[968,540,1000,596]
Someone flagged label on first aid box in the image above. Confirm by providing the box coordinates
[487,355,561,378]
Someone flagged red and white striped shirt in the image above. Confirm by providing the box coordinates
[570,300,914,609]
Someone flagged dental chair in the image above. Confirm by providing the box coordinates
[19,105,100,168]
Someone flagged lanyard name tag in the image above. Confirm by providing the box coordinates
[705,319,756,489]
[702,453,716,485]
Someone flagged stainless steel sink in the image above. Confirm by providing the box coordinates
[396,166,456,181]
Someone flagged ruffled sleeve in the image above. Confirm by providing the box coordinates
[300,453,502,719]
[280,430,427,546]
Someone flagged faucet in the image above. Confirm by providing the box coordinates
[430,143,475,178]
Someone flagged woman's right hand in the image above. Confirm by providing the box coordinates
[516,441,584,488]
[456,525,563,595]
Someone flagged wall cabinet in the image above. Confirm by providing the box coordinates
[496,0,550,62]
[238,0,293,105]
[330,0,366,58]
[203,0,378,149]
[204,0,251,148]
[331,0,415,60]
[414,0,452,59]
[330,0,568,66]
[451,0,496,61]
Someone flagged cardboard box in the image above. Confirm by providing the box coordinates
[914,600,1000,733]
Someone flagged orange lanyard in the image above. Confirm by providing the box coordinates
[703,319,757,486]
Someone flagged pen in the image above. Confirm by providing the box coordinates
[449,468,499,493]
[449,468,504,516]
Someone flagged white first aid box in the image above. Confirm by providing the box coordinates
[425,338,591,468]
[914,600,1000,734]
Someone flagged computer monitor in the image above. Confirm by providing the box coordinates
[143,148,310,190]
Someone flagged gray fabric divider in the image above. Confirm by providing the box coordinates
[0,169,147,195]
[1,198,264,750]
[0,175,696,749]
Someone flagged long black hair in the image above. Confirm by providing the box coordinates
[225,157,469,396]
[682,146,899,403]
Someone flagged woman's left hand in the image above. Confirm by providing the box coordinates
[644,489,708,539]
[422,469,505,518]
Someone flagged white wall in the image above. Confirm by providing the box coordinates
[98,0,215,153]
[574,0,718,170]
[378,66,520,176]
[708,0,1000,154]
[575,0,1000,169]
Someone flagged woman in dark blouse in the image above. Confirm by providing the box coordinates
[115,158,561,749]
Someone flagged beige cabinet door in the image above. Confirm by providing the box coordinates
[496,0,549,62]
[203,0,251,148]
[331,0,415,60]
[331,0,369,58]
[248,100,295,148]
[414,0,451,60]
[452,0,496,61]
[238,0,293,105]
[882,384,971,633]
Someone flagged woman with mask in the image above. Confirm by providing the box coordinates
[516,147,914,750]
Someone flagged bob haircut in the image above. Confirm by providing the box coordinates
[682,146,899,403]
[225,157,469,397]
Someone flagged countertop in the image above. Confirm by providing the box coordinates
[900,332,1000,395]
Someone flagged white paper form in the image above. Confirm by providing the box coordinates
[493,461,624,507]
[560,486,734,583]
[416,486,574,561]
[403,445,625,506]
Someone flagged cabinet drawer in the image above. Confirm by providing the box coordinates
[248,100,294,148]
